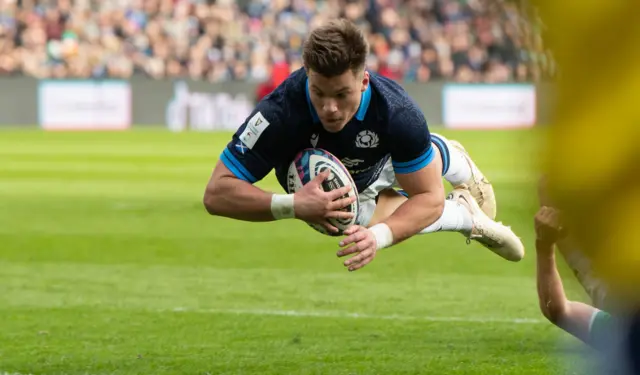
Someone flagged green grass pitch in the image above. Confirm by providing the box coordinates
[0,128,594,374]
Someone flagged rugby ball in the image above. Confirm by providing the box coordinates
[286,148,359,236]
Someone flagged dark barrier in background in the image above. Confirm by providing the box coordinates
[131,78,257,128]
[135,79,444,128]
[0,77,40,126]
[0,77,555,128]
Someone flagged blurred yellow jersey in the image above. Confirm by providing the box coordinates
[533,0,640,304]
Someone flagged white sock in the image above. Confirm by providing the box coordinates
[419,199,473,234]
[431,133,472,186]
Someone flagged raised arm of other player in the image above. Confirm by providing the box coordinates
[203,103,356,233]
[534,206,604,347]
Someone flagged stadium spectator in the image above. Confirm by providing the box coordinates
[0,0,546,83]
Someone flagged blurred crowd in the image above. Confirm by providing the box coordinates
[0,0,552,83]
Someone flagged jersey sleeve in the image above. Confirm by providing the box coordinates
[387,100,435,175]
[220,100,286,184]
[588,309,616,350]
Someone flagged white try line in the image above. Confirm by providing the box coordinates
[170,307,545,324]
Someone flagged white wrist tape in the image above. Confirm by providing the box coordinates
[271,194,295,220]
[369,223,394,250]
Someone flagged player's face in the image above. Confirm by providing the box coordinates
[307,68,369,133]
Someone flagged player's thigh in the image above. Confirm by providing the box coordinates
[366,189,408,227]
[356,159,397,226]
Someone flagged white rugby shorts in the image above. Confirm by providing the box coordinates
[355,159,399,227]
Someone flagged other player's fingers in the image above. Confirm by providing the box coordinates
[324,210,355,220]
[533,211,543,227]
[535,207,556,227]
[540,209,562,232]
[537,206,552,219]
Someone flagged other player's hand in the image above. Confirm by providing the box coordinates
[293,170,357,233]
[534,206,567,245]
[337,225,378,272]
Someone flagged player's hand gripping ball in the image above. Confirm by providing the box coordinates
[286,148,359,236]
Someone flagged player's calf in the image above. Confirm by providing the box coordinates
[365,187,523,262]
[431,134,497,220]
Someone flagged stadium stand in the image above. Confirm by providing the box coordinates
[0,0,547,83]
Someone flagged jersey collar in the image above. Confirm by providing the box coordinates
[305,77,372,124]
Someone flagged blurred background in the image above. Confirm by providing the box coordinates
[0,0,553,131]
[1,0,552,83]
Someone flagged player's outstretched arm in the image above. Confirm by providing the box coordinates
[204,161,279,222]
[534,206,599,346]
[204,162,356,231]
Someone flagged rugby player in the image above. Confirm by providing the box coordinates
[203,18,524,271]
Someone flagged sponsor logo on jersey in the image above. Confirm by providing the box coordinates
[239,111,270,149]
[349,165,375,175]
[341,157,365,168]
[310,133,319,147]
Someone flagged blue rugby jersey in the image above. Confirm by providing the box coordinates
[220,68,434,194]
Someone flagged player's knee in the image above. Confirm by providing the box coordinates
[427,192,445,219]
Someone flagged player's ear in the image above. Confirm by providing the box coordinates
[361,70,370,93]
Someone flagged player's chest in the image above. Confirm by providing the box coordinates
[299,127,388,173]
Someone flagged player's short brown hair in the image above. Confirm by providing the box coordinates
[302,18,369,77]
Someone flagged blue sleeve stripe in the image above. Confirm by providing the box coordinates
[220,148,258,183]
[430,135,450,176]
[392,144,434,168]
[392,145,435,174]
